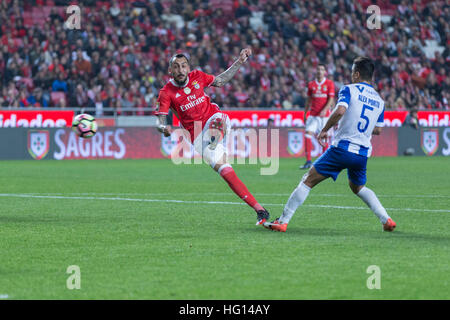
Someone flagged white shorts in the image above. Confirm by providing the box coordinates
[193,112,231,168]
[305,116,328,136]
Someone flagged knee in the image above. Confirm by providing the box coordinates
[213,162,224,172]
[301,172,311,186]
[302,169,321,188]
[214,160,230,173]
[349,182,363,194]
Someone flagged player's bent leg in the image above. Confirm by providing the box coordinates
[264,166,327,232]
[206,115,270,226]
[212,152,228,172]
[214,159,270,226]
[208,112,230,150]
[348,180,364,194]
[303,166,328,188]
[350,181,396,232]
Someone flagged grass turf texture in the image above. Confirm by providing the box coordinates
[0,157,448,299]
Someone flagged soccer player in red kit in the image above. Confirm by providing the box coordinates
[155,48,270,225]
[300,64,335,169]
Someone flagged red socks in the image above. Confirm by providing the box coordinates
[305,134,328,158]
[305,135,312,162]
[219,166,263,212]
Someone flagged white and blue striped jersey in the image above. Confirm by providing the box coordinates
[332,82,385,157]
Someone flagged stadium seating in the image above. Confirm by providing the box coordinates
[0,0,448,111]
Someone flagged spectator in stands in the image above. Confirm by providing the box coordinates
[4,61,19,84]
[28,87,49,107]
[403,109,419,129]
[74,49,92,75]
[74,84,88,108]
[51,72,68,93]
[49,7,64,24]
[234,0,251,19]
[427,71,442,100]
[5,81,19,108]
[18,88,31,107]
[1,0,447,112]
[110,0,121,18]
[442,91,449,110]
[94,92,104,116]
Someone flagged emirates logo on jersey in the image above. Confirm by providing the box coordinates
[180,94,206,112]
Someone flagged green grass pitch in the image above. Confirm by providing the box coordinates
[0,157,448,299]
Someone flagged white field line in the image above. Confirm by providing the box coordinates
[12,192,450,199]
[0,193,449,213]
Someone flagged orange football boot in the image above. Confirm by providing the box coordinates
[263,218,288,232]
[383,218,396,232]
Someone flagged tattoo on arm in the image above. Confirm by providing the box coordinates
[157,115,167,132]
[212,60,243,87]
[158,115,167,125]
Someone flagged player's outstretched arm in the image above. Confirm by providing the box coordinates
[212,48,252,87]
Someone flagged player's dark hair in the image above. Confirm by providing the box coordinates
[353,57,375,81]
[169,53,190,67]
[317,63,326,69]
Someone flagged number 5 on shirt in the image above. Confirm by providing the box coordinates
[358,104,374,133]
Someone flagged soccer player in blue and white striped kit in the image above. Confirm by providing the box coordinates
[264,57,396,232]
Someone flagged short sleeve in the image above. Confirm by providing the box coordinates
[155,88,171,115]
[376,105,385,127]
[328,80,335,97]
[336,85,350,109]
[196,69,215,87]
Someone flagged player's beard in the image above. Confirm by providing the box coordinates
[174,74,188,86]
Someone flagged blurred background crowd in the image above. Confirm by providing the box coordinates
[0,0,448,114]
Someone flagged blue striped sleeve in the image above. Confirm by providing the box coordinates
[376,107,385,126]
[336,85,350,108]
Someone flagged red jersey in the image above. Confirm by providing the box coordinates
[307,78,335,116]
[155,69,220,141]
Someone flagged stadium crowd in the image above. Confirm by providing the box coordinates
[0,0,448,114]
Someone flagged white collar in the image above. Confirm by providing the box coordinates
[315,78,326,86]
[170,75,189,88]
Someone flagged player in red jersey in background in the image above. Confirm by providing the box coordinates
[300,64,335,169]
[155,48,270,225]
